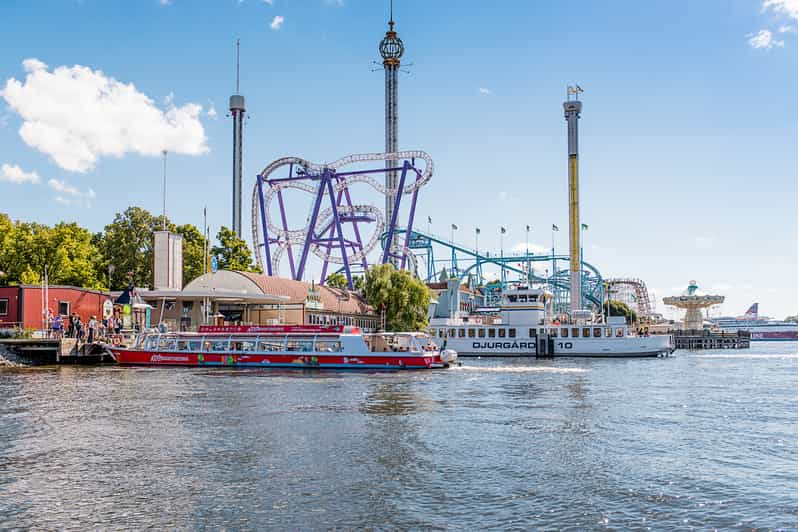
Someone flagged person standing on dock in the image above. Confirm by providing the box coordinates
[67,314,75,338]
[88,316,97,343]
[52,315,63,339]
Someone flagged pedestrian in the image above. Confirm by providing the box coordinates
[88,315,97,343]
[67,314,75,338]
[75,317,84,341]
[115,315,122,334]
[52,315,63,339]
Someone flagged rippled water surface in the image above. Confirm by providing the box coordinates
[2,343,798,530]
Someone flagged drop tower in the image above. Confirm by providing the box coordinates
[230,39,246,237]
[564,86,583,312]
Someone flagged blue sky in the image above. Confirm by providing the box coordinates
[1,0,796,318]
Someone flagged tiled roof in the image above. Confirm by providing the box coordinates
[236,272,373,315]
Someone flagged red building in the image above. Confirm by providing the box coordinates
[0,285,112,329]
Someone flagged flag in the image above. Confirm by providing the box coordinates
[451,224,458,230]
[475,228,480,234]
[500,227,506,234]
[526,225,530,232]
[552,224,559,231]
[581,223,589,230]
[428,216,431,224]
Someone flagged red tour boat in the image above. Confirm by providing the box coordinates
[109,325,457,370]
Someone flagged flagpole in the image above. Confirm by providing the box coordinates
[525,225,530,283]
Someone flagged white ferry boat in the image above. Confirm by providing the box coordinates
[429,285,674,357]
[712,304,798,341]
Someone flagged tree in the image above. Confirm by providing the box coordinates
[211,226,260,272]
[325,272,349,289]
[175,224,207,284]
[606,299,638,324]
[785,315,798,323]
[363,264,431,332]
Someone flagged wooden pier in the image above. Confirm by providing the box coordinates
[672,330,750,350]
[0,338,114,365]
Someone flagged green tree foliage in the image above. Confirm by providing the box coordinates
[324,272,364,291]
[98,206,166,289]
[175,224,207,284]
[606,299,638,323]
[363,263,431,332]
[211,226,260,272]
[785,315,798,323]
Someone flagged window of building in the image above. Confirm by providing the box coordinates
[488,329,495,338]
[593,328,602,338]
[468,328,475,338]
[508,328,516,338]
[458,329,465,338]
[0,299,7,316]
[478,328,485,338]
[58,301,69,316]
[498,328,506,338]
[561,328,569,338]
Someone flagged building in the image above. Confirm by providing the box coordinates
[0,285,112,330]
[140,270,378,332]
[427,279,485,319]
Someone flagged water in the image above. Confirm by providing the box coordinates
[1,343,797,530]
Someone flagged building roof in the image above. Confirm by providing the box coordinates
[237,272,373,315]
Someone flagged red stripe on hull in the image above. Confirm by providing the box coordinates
[111,349,439,369]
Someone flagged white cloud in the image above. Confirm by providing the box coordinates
[748,29,785,49]
[48,178,96,207]
[207,101,218,119]
[778,24,794,32]
[270,15,284,30]
[1,163,40,184]
[497,190,507,200]
[479,87,492,96]
[510,242,549,255]
[159,0,172,5]
[263,0,273,4]
[1,58,208,173]
[763,0,798,20]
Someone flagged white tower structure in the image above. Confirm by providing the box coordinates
[230,39,246,237]
[379,1,404,265]
[564,86,583,312]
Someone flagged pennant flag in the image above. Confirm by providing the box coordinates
[552,224,559,231]
[500,227,506,234]
[428,216,432,224]
[451,224,458,230]
[475,227,481,234]
[526,225,531,232]
[581,223,589,230]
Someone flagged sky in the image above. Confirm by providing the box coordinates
[1,0,797,319]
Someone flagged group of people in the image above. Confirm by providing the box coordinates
[48,313,123,343]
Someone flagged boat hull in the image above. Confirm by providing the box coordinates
[110,349,442,370]
[442,335,674,358]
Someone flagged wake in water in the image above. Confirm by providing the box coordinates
[695,354,798,359]
[453,365,587,374]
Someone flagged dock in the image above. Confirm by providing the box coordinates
[672,330,750,350]
[0,338,114,365]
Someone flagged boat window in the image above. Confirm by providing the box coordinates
[143,336,158,350]
[529,328,537,337]
[539,328,545,335]
[316,340,342,352]
[439,329,446,338]
[529,295,538,302]
[177,340,192,351]
[605,328,612,337]
[593,327,602,338]
[550,328,558,338]
[158,337,176,351]
[583,328,591,338]
[488,329,495,338]
[498,328,506,338]
[517,295,527,303]
[286,338,314,351]
[616,328,624,337]
[508,328,516,338]
[561,328,569,338]
[258,339,284,351]
[508,295,518,303]
[458,329,465,338]
[448,328,456,338]
[211,340,230,351]
[468,328,475,338]
[478,328,485,338]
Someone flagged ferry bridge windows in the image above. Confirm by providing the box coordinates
[561,328,569,338]
[508,328,516,338]
[458,329,465,338]
[583,328,591,338]
[478,328,485,338]
[488,329,496,338]
[468,329,475,338]
[498,329,506,338]
[593,328,602,338]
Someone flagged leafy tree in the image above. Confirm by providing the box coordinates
[175,223,207,284]
[325,272,349,289]
[363,263,431,332]
[606,299,638,323]
[211,226,260,272]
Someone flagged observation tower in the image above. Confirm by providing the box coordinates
[379,2,404,265]
[663,281,724,330]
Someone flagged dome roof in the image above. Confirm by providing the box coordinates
[380,21,404,63]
